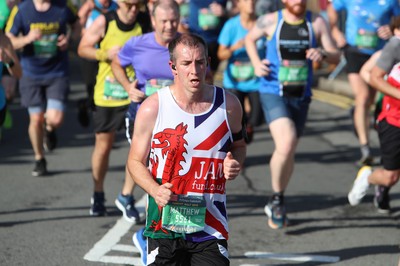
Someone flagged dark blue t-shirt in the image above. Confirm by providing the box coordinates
[7,0,78,78]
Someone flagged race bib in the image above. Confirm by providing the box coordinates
[180,3,190,21]
[355,29,378,49]
[230,59,255,81]
[198,9,219,30]
[104,76,129,100]
[162,195,206,234]
[33,34,58,58]
[278,59,308,85]
[145,79,173,96]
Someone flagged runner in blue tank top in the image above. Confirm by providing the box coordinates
[245,0,340,229]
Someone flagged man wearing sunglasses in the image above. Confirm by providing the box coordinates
[78,0,151,218]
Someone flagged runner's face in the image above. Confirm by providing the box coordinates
[283,0,306,16]
[99,0,112,8]
[173,44,208,91]
[237,0,256,16]
[119,0,141,21]
[152,7,180,44]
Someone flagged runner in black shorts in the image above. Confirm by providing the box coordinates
[348,17,400,213]
[328,1,400,166]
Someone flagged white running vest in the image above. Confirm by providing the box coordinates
[147,86,234,241]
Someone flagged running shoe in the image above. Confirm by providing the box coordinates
[348,166,372,206]
[32,158,48,177]
[133,227,147,266]
[44,127,57,152]
[90,192,106,216]
[355,155,373,167]
[264,202,289,229]
[373,185,391,214]
[115,193,140,224]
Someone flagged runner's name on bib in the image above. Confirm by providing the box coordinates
[162,195,206,234]
[279,60,308,85]
[33,34,58,58]
[230,60,255,81]
[104,76,129,100]
[145,79,173,96]
[355,29,378,49]
[198,9,219,30]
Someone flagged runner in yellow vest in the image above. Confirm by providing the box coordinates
[78,0,151,218]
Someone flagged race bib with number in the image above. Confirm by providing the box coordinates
[230,59,255,81]
[33,34,58,58]
[278,59,308,85]
[162,195,206,234]
[104,76,129,100]
[355,29,378,49]
[198,9,219,30]
[145,79,173,96]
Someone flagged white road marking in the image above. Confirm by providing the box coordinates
[244,251,340,263]
[98,256,142,265]
[112,244,138,253]
[83,195,147,265]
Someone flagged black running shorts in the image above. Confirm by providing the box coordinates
[343,46,371,74]
[378,119,400,170]
[92,105,128,133]
[147,238,230,266]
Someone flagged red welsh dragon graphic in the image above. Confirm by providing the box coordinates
[149,122,189,233]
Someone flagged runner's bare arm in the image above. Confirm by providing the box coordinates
[245,13,275,77]
[360,50,382,84]
[224,91,246,180]
[127,94,173,206]
[77,14,106,61]
[327,4,346,48]
[311,14,340,64]
[370,65,400,100]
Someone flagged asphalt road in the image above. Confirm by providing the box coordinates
[0,55,399,266]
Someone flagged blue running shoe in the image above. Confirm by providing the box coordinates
[264,202,289,229]
[115,193,140,224]
[133,227,147,266]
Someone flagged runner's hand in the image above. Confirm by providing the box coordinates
[223,152,241,180]
[209,2,224,17]
[155,182,174,207]
[254,59,270,77]
[107,46,121,61]
[306,48,325,62]
[27,28,41,43]
[57,34,69,51]
[377,25,392,40]
[128,80,146,103]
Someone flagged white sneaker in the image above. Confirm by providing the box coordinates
[348,166,372,206]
